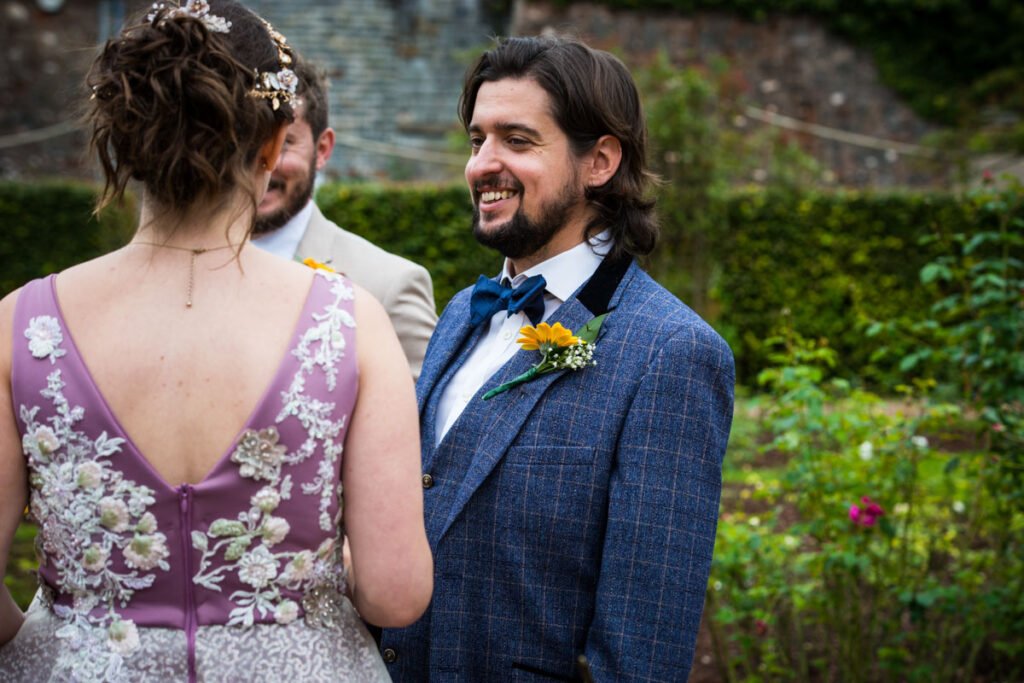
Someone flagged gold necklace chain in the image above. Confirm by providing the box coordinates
[132,241,241,308]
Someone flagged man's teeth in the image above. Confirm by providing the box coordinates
[481,190,515,202]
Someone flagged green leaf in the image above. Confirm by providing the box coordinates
[944,456,961,474]
[575,313,608,345]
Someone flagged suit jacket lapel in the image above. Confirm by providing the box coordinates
[435,255,634,541]
[294,205,338,266]
[417,292,483,458]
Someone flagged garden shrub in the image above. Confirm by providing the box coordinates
[316,183,501,312]
[0,181,135,297]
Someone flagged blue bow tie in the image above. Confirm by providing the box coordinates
[469,274,547,326]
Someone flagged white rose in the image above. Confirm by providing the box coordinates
[858,441,873,461]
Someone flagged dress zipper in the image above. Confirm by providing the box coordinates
[178,484,198,683]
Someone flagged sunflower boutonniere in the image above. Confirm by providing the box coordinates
[302,257,335,272]
[482,314,607,400]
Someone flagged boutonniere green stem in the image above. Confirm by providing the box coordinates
[482,314,607,400]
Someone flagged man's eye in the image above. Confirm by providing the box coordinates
[508,137,529,147]
[469,137,484,149]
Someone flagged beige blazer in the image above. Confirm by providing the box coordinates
[295,204,437,380]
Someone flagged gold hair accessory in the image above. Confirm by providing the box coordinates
[132,241,241,308]
[247,17,297,110]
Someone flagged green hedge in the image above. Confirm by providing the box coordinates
[316,183,502,308]
[712,190,975,383]
[4,180,1013,387]
[0,181,135,297]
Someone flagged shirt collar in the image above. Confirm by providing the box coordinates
[250,200,314,260]
[500,230,612,304]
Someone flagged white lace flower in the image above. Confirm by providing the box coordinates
[279,549,314,585]
[98,498,130,532]
[238,545,278,588]
[82,544,108,572]
[261,516,290,546]
[25,316,67,363]
[123,533,169,571]
[136,512,158,534]
[858,441,874,461]
[106,619,140,655]
[23,425,61,461]
[274,599,300,624]
[251,486,281,512]
[76,461,103,489]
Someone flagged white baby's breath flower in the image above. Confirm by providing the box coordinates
[106,619,140,655]
[98,498,130,532]
[749,516,761,527]
[952,500,966,515]
[274,599,300,624]
[858,441,874,461]
[239,545,278,588]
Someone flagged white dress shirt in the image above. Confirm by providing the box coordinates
[251,201,314,260]
[434,233,611,444]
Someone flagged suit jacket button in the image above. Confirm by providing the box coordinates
[421,473,434,489]
[383,647,397,663]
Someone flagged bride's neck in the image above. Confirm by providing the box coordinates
[135,191,253,249]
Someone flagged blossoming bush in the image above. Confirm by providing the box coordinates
[707,332,1024,682]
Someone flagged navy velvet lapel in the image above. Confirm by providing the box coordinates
[434,255,634,542]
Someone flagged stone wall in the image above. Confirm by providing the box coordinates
[1,0,946,187]
[513,2,944,187]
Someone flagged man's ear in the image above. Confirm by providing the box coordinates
[585,135,623,189]
[315,127,336,171]
[259,123,288,171]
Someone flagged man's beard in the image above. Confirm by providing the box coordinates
[472,181,582,260]
[252,157,317,235]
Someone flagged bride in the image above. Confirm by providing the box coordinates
[0,1,432,680]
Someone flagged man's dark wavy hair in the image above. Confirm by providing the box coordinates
[458,35,659,259]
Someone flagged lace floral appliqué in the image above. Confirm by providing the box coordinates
[20,329,170,682]
[191,271,355,629]
[24,315,67,363]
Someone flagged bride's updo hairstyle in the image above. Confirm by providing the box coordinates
[86,0,296,223]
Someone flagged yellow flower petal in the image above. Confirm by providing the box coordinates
[516,321,578,350]
[302,257,335,272]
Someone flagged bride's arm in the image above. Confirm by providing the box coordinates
[0,290,28,646]
[342,284,433,628]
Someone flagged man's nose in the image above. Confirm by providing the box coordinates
[466,138,503,179]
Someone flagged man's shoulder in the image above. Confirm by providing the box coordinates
[615,265,732,357]
[301,208,430,284]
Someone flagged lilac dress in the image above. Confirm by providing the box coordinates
[0,272,391,682]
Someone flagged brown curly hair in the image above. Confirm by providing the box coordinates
[87,0,294,225]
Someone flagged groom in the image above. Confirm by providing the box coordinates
[380,36,735,681]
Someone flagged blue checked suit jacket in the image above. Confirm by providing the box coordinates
[381,256,735,682]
